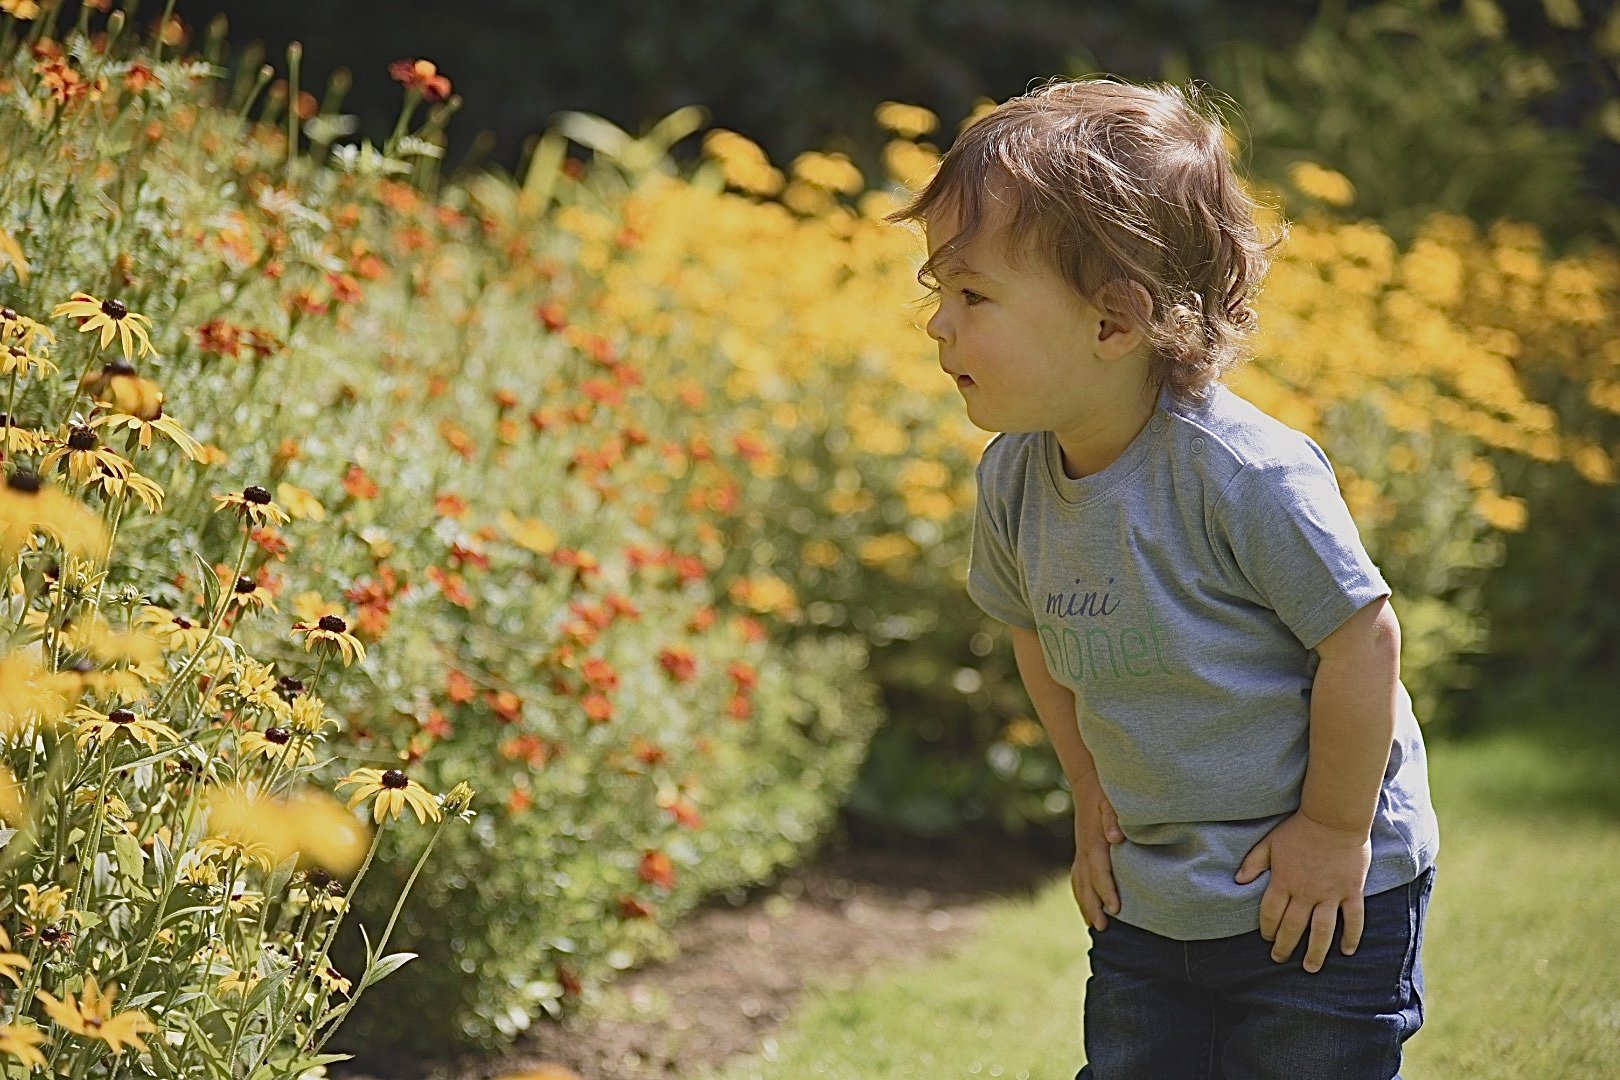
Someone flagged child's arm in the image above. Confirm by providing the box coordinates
[1010,625,1126,932]
[1234,596,1401,973]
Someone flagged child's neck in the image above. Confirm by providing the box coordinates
[1052,380,1161,480]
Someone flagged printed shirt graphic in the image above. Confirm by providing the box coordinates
[968,385,1439,940]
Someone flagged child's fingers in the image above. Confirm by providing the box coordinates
[1270,898,1311,964]
[1071,860,1108,931]
[1085,841,1120,915]
[1099,797,1124,844]
[1258,884,1287,942]
[1302,903,1338,973]
[1340,896,1366,956]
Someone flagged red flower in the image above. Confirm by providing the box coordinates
[631,737,666,766]
[580,656,620,693]
[446,668,477,704]
[342,464,378,500]
[726,695,753,722]
[639,850,675,890]
[485,689,523,723]
[194,318,245,359]
[618,896,654,920]
[507,787,532,814]
[427,565,473,608]
[388,58,452,103]
[536,302,568,332]
[658,646,697,684]
[583,693,613,723]
[419,709,453,739]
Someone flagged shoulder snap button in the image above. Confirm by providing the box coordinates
[1191,436,1205,453]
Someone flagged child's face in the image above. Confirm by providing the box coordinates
[923,208,1144,438]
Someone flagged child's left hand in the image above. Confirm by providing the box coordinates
[1234,811,1372,973]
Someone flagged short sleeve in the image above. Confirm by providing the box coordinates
[966,463,1037,630]
[1213,450,1390,650]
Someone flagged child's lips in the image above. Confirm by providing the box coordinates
[955,373,975,389]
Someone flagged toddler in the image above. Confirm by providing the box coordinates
[888,77,1439,1079]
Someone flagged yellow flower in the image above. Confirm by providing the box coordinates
[0,937,30,986]
[89,408,205,459]
[291,612,366,666]
[288,693,337,735]
[0,470,109,568]
[207,784,368,874]
[874,101,939,138]
[50,293,153,363]
[72,786,131,823]
[275,482,326,521]
[0,652,74,733]
[36,975,156,1055]
[69,703,181,753]
[0,226,28,282]
[194,835,276,874]
[38,426,132,487]
[0,764,24,825]
[497,510,558,555]
[212,485,290,527]
[0,0,42,21]
[0,416,45,457]
[215,970,262,999]
[336,766,442,825]
[133,605,211,653]
[238,726,314,765]
[0,1022,46,1068]
[18,883,69,922]
[88,465,165,512]
[1287,161,1357,208]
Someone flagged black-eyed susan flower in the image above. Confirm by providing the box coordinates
[215,970,262,999]
[2,341,56,378]
[313,963,352,995]
[35,975,156,1054]
[336,766,442,825]
[0,653,73,734]
[69,704,180,753]
[228,574,277,615]
[18,883,68,922]
[0,1022,46,1069]
[87,464,164,512]
[194,834,275,874]
[0,469,109,567]
[133,605,211,653]
[0,926,31,988]
[90,405,204,459]
[287,692,336,735]
[238,725,312,765]
[291,613,365,666]
[0,765,25,825]
[0,413,45,456]
[212,485,290,528]
[0,229,29,282]
[0,307,50,348]
[78,361,161,418]
[206,785,367,874]
[276,482,326,521]
[39,426,132,486]
[50,293,153,363]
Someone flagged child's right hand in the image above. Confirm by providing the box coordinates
[1071,777,1125,931]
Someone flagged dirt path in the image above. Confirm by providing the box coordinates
[338,832,1062,1080]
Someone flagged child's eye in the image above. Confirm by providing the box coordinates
[961,289,987,306]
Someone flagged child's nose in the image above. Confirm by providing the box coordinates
[925,306,950,344]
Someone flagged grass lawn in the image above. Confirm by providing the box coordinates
[697,708,1620,1079]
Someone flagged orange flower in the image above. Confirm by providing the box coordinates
[341,464,378,499]
[388,59,451,102]
[658,646,697,684]
[639,851,675,890]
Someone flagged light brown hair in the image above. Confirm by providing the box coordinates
[889,77,1282,400]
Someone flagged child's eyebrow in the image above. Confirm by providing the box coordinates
[928,256,998,286]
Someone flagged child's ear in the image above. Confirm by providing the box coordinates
[1094,280,1154,357]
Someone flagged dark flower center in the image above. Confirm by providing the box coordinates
[264,726,291,744]
[243,485,272,504]
[40,926,61,944]
[317,614,347,633]
[6,346,22,358]
[306,867,334,890]
[5,470,42,494]
[67,426,98,451]
[109,708,136,724]
[0,307,16,322]
[172,615,192,629]
[381,769,409,789]
[100,298,128,320]
[275,676,305,701]
[234,576,257,594]
[104,359,136,376]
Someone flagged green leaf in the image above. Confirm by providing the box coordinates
[113,830,146,882]
[266,851,299,897]
[359,951,416,991]
[192,550,220,619]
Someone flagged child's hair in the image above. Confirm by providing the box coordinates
[889,76,1281,400]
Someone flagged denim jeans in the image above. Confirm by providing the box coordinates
[1075,867,1433,1080]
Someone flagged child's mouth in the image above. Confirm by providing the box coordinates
[956,374,975,389]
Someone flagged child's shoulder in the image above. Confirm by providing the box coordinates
[1166,384,1335,479]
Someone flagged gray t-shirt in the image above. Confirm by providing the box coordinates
[968,383,1439,940]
